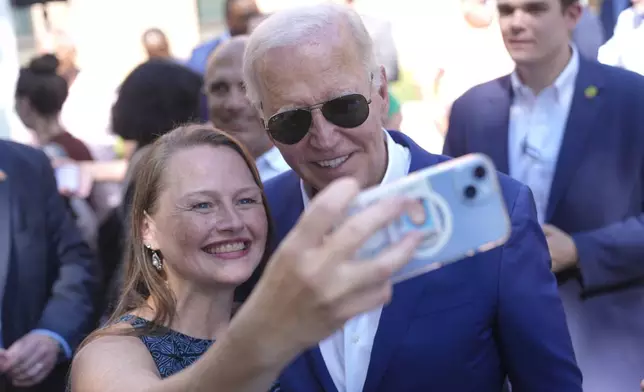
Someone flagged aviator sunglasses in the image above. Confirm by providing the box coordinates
[265,77,374,145]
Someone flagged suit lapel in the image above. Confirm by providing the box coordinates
[545,60,605,222]
[0,154,12,307]
[308,347,338,392]
[270,172,304,244]
[480,76,513,174]
[362,277,428,392]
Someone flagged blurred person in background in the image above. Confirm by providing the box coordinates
[15,54,92,163]
[0,139,100,392]
[187,0,260,75]
[571,0,605,60]
[188,0,260,123]
[15,54,99,247]
[444,0,644,390]
[600,0,632,39]
[51,29,79,87]
[598,0,644,76]
[141,28,174,61]
[430,0,516,136]
[96,59,203,319]
[204,36,289,182]
[239,4,581,391]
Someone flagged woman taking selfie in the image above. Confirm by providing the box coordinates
[70,124,422,391]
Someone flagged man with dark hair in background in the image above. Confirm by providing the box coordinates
[444,0,644,390]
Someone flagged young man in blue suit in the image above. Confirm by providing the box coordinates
[443,0,644,390]
[238,3,582,391]
[0,140,101,391]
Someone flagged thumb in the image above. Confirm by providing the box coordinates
[541,224,555,236]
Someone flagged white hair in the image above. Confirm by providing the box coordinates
[242,2,381,111]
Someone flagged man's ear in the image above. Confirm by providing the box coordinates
[377,66,389,101]
[564,1,583,30]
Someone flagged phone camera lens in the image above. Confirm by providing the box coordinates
[474,165,487,179]
[464,185,477,199]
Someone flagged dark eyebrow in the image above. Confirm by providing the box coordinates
[498,1,549,12]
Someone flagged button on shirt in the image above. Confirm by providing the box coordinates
[508,46,579,224]
[300,130,411,392]
[256,146,291,182]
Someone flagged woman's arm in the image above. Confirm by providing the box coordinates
[72,178,423,392]
[71,326,288,392]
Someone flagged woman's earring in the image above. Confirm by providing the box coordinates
[151,251,163,271]
[145,244,163,271]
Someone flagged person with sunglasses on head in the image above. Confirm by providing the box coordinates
[236,3,582,391]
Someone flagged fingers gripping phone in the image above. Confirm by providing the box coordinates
[349,153,512,283]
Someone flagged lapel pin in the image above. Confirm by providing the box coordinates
[584,85,598,99]
[0,169,6,182]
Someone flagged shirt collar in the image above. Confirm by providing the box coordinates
[256,146,290,172]
[510,44,580,102]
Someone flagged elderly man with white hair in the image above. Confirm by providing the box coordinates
[238,3,582,392]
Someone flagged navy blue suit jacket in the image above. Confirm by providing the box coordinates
[259,131,581,391]
[0,141,100,388]
[444,58,644,296]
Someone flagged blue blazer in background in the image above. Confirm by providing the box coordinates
[258,131,582,391]
[0,141,101,391]
[444,58,644,392]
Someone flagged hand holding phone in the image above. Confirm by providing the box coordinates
[348,153,511,283]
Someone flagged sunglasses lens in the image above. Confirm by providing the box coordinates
[266,110,312,145]
[322,94,370,128]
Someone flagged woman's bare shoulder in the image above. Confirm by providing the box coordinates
[71,323,161,392]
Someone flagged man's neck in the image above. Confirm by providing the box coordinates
[515,45,572,95]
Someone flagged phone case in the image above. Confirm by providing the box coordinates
[349,153,512,283]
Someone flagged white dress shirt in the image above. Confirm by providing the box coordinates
[508,46,579,224]
[598,7,644,76]
[300,130,411,392]
[256,146,291,182]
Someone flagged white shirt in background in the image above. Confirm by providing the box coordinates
[508,46,579,224]
[256,146,290,182]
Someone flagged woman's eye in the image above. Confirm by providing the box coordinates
[238,198,260,205]
[193,202,213,210]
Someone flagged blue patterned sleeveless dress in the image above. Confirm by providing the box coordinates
[120,315,281,391]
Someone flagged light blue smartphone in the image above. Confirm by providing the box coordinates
[349,153,511,283]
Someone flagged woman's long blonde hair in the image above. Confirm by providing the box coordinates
[80,124,273,346]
